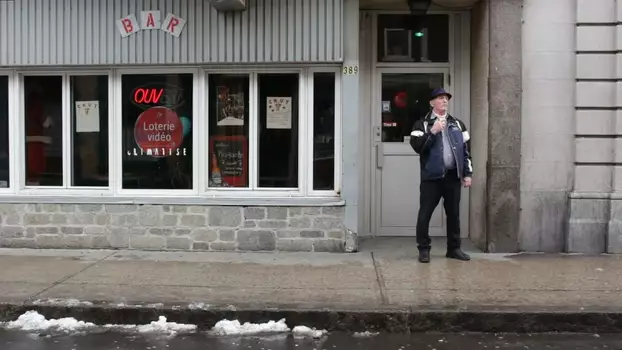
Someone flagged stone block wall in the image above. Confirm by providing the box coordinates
[0,204,347,253]
[569,0,622,253]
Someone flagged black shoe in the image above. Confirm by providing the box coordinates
[446,249,470,261]
[418,250,430,263]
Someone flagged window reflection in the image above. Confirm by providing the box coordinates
[0,76,8,188]
[381,73,444,143]
[377,14,449,63]
[258,74,299,188]
[121,74,193,190]
[208,74,250,188]
[313,73,335,191]
[70,76,109,187]
[24,76,63,186]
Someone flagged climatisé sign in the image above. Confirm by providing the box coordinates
[117,11,186,38]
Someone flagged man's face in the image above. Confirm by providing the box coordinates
[430,95,449,113]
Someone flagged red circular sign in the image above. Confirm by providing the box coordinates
[134,106,183,157]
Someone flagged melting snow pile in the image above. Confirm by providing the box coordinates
[292,325,328,339]
[1,311,196,336]
[32,299,94,307]
[211,319,328,338]
[2,311,329,339]
[353,331,380,337]
[212,318,290,336]
[105,316,197,334]
[2,311,96,333]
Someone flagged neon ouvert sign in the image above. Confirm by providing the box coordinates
[130,83,185,110]
[133,88,164,104]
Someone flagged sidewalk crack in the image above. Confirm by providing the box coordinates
[371,252,389,305]
[26,251,118,303]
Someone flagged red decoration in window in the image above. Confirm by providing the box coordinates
[394,91,407,109]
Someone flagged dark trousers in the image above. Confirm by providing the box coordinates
[416,169,462,251]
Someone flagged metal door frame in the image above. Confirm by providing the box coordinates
[371,67,450,237]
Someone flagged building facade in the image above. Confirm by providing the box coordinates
[0,0,619,254]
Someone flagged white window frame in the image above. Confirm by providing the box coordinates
[18,71,114,196]
[306,67,342,197]
[66,72,114,191]
[204,68,308,198]
[0,70,15,194]
[113,67,201,197]
[3,66,342,201]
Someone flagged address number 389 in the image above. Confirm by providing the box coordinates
[342,65,359,75]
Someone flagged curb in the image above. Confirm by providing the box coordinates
[1,303,621,333]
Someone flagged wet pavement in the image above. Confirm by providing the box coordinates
[0,330,620,350]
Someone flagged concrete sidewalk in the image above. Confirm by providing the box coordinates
[0,246,621,333]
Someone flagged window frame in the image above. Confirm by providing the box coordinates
[306,67,342,197]
[113,67,201,197]
[372,12,454,69]
[18,71,114,196]
[0,70,15,194]
[204,67,308,198]
[4,66,341,201]
[66,71,113,190]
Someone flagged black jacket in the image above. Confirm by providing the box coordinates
[409,112,473,181]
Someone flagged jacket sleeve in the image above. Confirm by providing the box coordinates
[458,120,473,177]
[409,119,436,154]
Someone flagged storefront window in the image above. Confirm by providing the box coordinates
[208,74,249,188]
[121,74,193,190]
[70,76,109,187]
[24,76,63,186]
[258,74,299,188]
[377,14,449,63]
[312,73,335,191]
[0,76,8,188]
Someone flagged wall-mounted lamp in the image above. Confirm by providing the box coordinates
[407,0,432,14]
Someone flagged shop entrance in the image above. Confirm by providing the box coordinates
[372,68,453,237]
[361,11,471,239]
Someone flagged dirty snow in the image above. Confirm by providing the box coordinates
[1,311,195,336]
[353,331,379,337]
[211,318,290,336]
[292,325,328,339]
[188,302,210,310]
[104,316,197,334]
[2,311,96,332]
[2,311,333,339]
[32,298,94,307]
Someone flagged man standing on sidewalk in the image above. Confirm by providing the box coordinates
[409,88,473,263]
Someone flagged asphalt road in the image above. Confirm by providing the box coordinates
[0,330,620,350]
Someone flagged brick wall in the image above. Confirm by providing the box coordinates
[0,204,347,252]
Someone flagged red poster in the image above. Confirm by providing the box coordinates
[209,135,248,187]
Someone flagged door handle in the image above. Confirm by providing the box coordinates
[376,144,383,169]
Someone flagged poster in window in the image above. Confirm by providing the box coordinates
[216,86,245,126]
[209,135,248,187]
[75,101,100,133]
[266,97,292,129]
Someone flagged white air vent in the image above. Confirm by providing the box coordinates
[207,0,247,11]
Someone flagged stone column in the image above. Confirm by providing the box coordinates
[570,0,616,253]
[520,0,576,252]
[341,0,360,251]
[485,0,523,252]
[468,0,490,251]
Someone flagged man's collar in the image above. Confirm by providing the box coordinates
[427,111,452,120]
